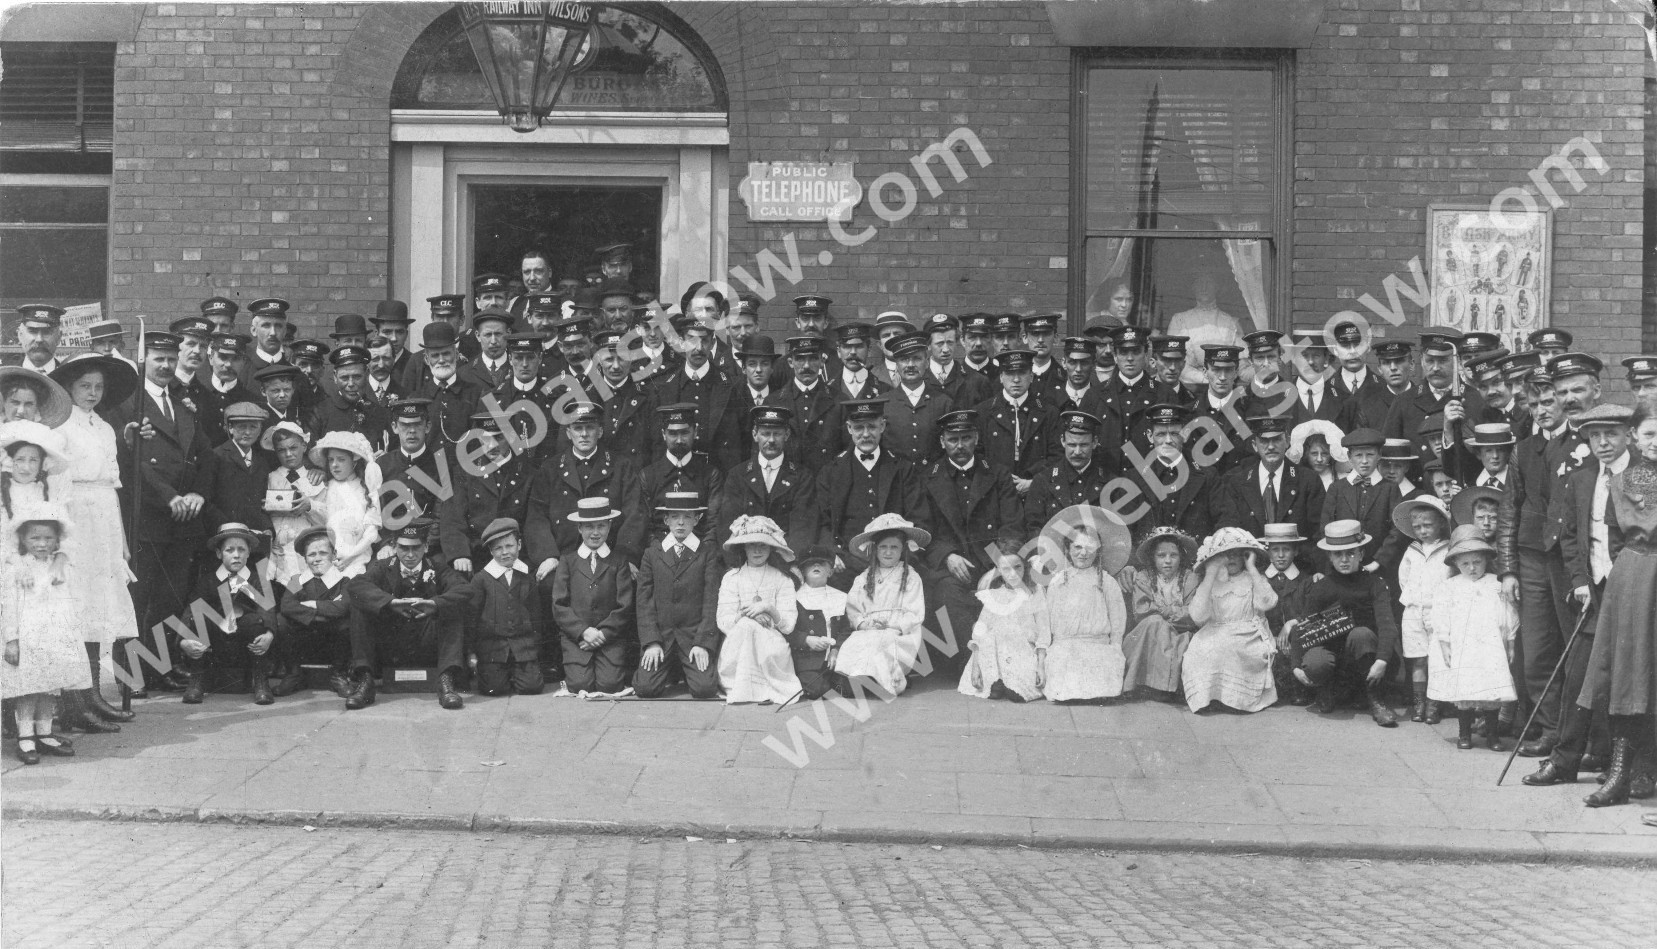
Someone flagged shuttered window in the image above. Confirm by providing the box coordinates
[0,43,115,155]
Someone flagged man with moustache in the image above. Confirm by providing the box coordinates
[369,300,416,382]
[310,345,390,451]
[412,322,486,449]
[831,321,887,402]
[1022,409,1114,534]
[775,335,845,470]
[881,330,955,466]
[590,328,651,459]
[8,304,64,371]
[717,405,817,553]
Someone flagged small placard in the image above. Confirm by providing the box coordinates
[393,669,429,682]
[738,162,862,222]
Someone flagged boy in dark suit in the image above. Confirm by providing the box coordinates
[1283,520,1402,727]
[634,491,723,699]
[278,526,358,705]
[467,517,544,697]
[200,401,275,534]
[180,523,281,705]
[1319,428,1403,569]
[1260,522,1315,706]
[550,497,636,695]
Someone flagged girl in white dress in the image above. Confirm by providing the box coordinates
[1428,526,1519,751]
[1181,528,1279,713]
[4,508,88,763]
[716,515,801,705]
[838,514,929,698]
[1040,526,1128,703]
[49,355,140,726]
[958,540,1046,703]
[263,422,326,588]
[308,431,383,578]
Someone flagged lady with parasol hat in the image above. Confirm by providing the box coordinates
[1181,528,1280,713]
[1117,527,1200,698]
[48,355,141,726]
[837,514,930,698]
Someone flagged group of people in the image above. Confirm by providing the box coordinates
[2,246,1655,827]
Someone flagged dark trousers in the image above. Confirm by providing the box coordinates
[632,641,720,699]
[1517,548,1573,742]
[1298,626,1380,689]
[925,574,979,679]
[793,648,843,700]
[563,638,630,693]
[1549,592,1611,769]
[126,539,197,685]
[278,615,352,670]
[477,658,544,695]
[349,611,465,676]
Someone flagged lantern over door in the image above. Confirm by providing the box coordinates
[456,1,595,132]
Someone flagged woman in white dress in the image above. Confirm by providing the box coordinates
[1181,528,1280,713]
[838,514,930,698]
[48,355,140,726]
[1040,526,1128,703]
[308,430,382,578]
[715,515,802,705]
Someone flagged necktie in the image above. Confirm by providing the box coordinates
[1012,405,1022,464]
[589,553,599,574]
[159,394,173,422]
[287,469,300,485]
[1262,471,1277,523]
[673,543,686,563]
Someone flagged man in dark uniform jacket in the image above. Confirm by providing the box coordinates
[399,294,477,393]
[412,322,486,449]
[775,335,845,470]
[1285,328,1354,432]
[203,332,262,419]
[958,313,998,384]
[436,413,533,573]
[287,338,330,418]
[623,403,725,556]
[1104,325,1159,437]
[347,518,470,710]
[973,349,1054,493]
[1383,327,1490,470]
[1021,313,1066,406]
[881,330,955,466]
[1469,351,1531,439]
[199,401,275,534]
[924,313,994,408]
[830,321,887,403]
[1023,409,1114,534]
[106,331,210,692]
[792,293,842,378]
[717,405,818,554]
[1183,343,1254,474]
[1127,403,1219,544]
[1051,335,1125,461]
[169,316,225,447]
[237,297,293,391]
[732,334,785,460]
[377,398,446,541]
[647,318,742,471]
[588,328,651,459]
[523,401,637,569]
[814,398,926,581]
[921,409,1022,677]
[1215,414,1325,543]
[1150,335,1201,410]
[308,345,390,452]
[492,333,561,463]
[1327,321,1398,433]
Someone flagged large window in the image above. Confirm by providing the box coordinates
[0,41,114,329]
[1072,53,1290,351]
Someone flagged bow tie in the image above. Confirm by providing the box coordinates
[860,452,875,462]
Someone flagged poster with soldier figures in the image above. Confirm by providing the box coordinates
[1426,203,1552,352]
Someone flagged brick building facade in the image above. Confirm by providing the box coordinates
[2,0,1651,382]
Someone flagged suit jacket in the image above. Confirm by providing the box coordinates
[1557,456,1622,593]
[191,564,278,641]
[550,546,636,645]
[1022,460,1114,535]
[523,449,636,564]
[882,381,955,465]
[775,381,845,471]
[920,458,1021,573]
[103,387,209,546]
[437,454,533,565]
[1496,428,1563,575]
[466,565,542,661]
[1284,379,1355,432]
[471,354,514,391]
[972,393,1054,479]
[1216,461,1326,543]
[1319,473,1404,566]
[931,362,994,408]
[200,441,276,533]
[592,374,650,459]
[647,365,743,471]
[717,456,817,554]
[1331,370,1397,433]
[814,449,925,551]
[1051,383,1128,461]
[636,540,722,654]
[378,443,447,525]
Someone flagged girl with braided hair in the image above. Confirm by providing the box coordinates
[835,514,929,698]
[1039,525,1128,703]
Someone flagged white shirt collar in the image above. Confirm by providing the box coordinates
[758,453,782,471]
[1297,377,1325,395]
[215,564,252,582]
[684,361,709,381]
[1258,461,1282,486]
[254,348,282,365]
[856,446,882,469]
[1396,477,1417,496]
[212,375,237,393]
[749,385,769,401]
[1265,563,1301,580]
[581,543,612,561]
[666,451,692,468]
[1477,469,1508,487]
[1207,389,1235,409]
[1348,469,1383,486]
[1343,368,1368,389]
[1003,391,1028,409]
[950,457,975,472]
[930,359,953,379]
[842,367,867,386]
[483,558,530,579]
[1118,370,1146,386]
[901,381,926,404]
[661,533,701,553]
[795,377,819,394]
[1607,452,1631,477]
[144,379,170,402]
[306,567,347,588]
[571,447,598,462]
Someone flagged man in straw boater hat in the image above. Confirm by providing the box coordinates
[633,490,723,700]
[347,516,471,711]
[549,496,636,696]
[1282,519,1402,727]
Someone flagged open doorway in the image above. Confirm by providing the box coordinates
[471,184,663,298]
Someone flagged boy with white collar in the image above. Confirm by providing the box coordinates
[181,523,281,706]
[467,517,545,697]
[549,498,636,695]
[634,491,721,699]
[278,526,357,705]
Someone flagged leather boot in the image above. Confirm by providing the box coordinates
[1629,735,1657,800]
[1484,710,1508,752]
[1366,687,1399,728]
[1410,685,1427,723]
[328,666,354,699]
[344,669,376,710]
[270,661,304,698]
[1310,682,1338,715]
[251,659,275,706]
[1424,698,1442,725]
[1581,751,1609,773]
[438,670,463,710]
[1457,710,1475,750]
[1523,759,1579,786]
[1584,737,1632,807]
[60,690,120,734]
[84,646,135,722]
[181,660,205,705]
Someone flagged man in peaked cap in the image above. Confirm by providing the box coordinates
[201,296,240,334]
[1527,328,1572,362]
[989,313,1021,358]
[346,517,472,710]
[491,333,557,463]
[872,311,914,386]
[1468,350,1529,438]
[776,335,846,471]
[925,312,994,408]
[472,272,511,312]
[1126,402,1220,544]
[622,402,726,559]
[378,397,444,531]
[1021,312,1064,404]
[957,312,999,385]
[812,397,927,584]
[1624,355,1657,414]
[1183,343,1253,475]
[1285,328,1353,431]
[831,321,887,403]
[168,315,227,445]
[470,307,516,389]
[1382,326,1491,471]
[7,304,65,372]
[242,297,292,381]
[1150,334,1199,407]
[792,293,833,339]
[973,349,1055,491]
[647,315,743,471]
[204,332,261,411]
[310,345,390,451]
[1104,324,1158,426]
[1215,414,1325,542]
[1053,335,1125,457]
[585,328,650,460]
[919,407,1022,678]
[883,330,956,466]
[1022,408,1113,535]
[717,404,817,555]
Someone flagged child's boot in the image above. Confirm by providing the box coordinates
[1456,708,1475,749]
[1483,710,1508,752]
[250,658,275,706]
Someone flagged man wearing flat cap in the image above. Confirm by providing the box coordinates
[920,408,1022,677]
[717,405,818,554]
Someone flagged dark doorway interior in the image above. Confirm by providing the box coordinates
[472,184,663,297]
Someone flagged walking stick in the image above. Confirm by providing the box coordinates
[120,315,147,713]
[1496,596,1592,786]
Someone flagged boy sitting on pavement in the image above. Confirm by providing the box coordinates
[180,523,280,706]
[278,526,357,704]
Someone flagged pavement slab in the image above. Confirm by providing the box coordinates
[3,684,1654,864]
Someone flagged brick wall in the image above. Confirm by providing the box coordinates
[110,2,401,338]
[1294,0,1647,384]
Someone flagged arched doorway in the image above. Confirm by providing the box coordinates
[388,3,729,315]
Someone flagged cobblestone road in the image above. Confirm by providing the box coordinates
[4,821,1652,949]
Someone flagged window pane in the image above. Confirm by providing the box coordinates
[1083,235,1271,340]
[1084,67,1275,232]
[0,186,108,224]
[0,227,107,303]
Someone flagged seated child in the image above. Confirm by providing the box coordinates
[838,515,931,699]
[715,515,801,705]
[635,491,722,700]
[277,526,357,703]
[1428,526,1519,751]
[793,546,851,701]
[181,523,280,706]
[1283,519,1403,727]
[470,517,546,697]
[1393,496,1451,725]
[1260,523,1314,705]
[549,498,635,695]
[261,422,326,589]
[1182,528,1279,713]
[959,531,1046,703]
[1116,527,1199,698]
[1039,525,1128,704]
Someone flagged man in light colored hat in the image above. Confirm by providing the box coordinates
[548,497,635,695]
[1464,422,1515,493]
[85,319,138,369]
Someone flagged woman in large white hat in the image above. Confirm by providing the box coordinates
[1181,527,1279,713]
[837,514,930,698]
[716,515,802,705]
[308,430,383,577]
